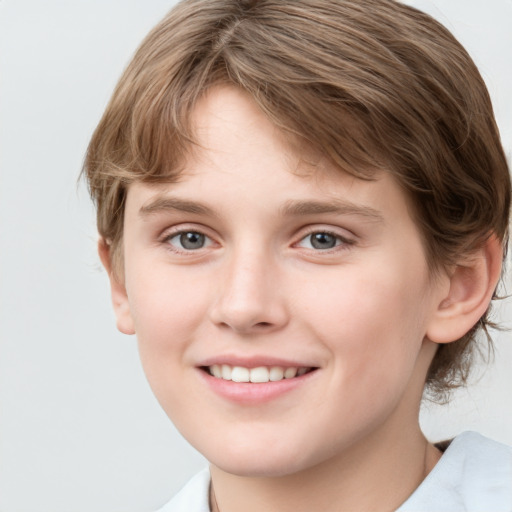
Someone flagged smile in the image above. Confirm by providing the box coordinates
[206,364,314,383]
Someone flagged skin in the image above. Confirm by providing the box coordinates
[102,86,502,512]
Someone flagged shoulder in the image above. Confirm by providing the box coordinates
[154,468,211,512]
[398,432,512,512]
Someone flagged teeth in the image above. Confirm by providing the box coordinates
[208,365,311,383]
[269,367,284,381]
[250,367,270,383]
[284,367,298,379]
[221,364,232,380]
[231,366,250,382]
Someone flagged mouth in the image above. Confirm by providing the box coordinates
[201,364,316,383]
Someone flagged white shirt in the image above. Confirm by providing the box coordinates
[155,432,512,512]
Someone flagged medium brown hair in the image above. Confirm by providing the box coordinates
[83,0,511,400]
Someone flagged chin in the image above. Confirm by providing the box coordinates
[212,456,306,478]
[202,438,325,478]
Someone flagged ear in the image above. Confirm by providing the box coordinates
[426,234,503,344]
[98,238,136,335]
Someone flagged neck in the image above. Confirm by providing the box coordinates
[209,423,441,512]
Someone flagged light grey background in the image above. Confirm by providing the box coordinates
[0,1,511,511]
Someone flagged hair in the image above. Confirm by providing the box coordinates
[83,0,510,401]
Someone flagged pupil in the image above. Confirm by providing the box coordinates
[311,233,336,249]
[180,232,205,250]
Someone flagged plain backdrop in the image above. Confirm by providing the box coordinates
[0,1,511,511]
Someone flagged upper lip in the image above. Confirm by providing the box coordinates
[198,355,318,369]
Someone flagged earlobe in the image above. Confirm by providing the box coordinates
[426,234,503,344]
[98,239,136,336]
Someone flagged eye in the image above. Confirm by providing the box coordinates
[297,231,349,250]
[166,231,212,251]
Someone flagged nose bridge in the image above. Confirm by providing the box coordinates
[210,240,287,333]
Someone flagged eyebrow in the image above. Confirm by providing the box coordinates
[280,199,384,222]
[139,196,384,223]
[139,197,216,218]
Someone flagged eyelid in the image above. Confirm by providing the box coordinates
[159,224,219,253]
[159,222,214,240]
[293,226,356,251]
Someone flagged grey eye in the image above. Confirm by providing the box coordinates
[179,232,206,250]
[165,229,215,253]
[309,232,338,249]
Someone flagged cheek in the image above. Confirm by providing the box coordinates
[127,266,208,337]
[127,275,210,420]
[289,274,431,452]
[124,267,213,400]
[296,259,431,389]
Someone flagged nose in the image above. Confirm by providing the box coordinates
[209,247,289,335]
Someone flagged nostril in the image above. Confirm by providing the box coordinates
[255,322,272,328]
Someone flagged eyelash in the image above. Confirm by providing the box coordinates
[294,230,355,252]
[161,228,215,254]
[160,225,355,257]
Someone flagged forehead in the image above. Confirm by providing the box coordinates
[188,85,309,176]
[126,85,414,229]
[179,86,378,196]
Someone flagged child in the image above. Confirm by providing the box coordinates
[83,0,512,510]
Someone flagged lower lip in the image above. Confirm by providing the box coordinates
[198,369,318,404]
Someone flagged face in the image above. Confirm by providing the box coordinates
[115,86,448,477]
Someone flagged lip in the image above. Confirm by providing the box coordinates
[196,358,319,404]
[198,355,317,369]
